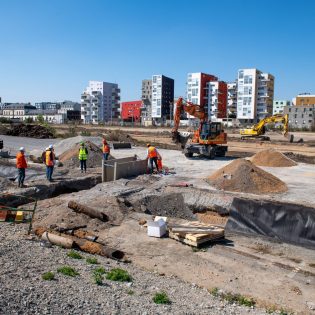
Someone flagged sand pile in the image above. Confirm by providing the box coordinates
[206,159,287,194]
[58,141,106,168]
[251,149,297,167]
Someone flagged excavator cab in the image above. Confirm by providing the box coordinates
[200,122,223,140]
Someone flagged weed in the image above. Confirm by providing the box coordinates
[86,257,99,265]
[57,266,79,277]
[106,268,132,282]
[127,290,134,295]
[192,247,207,252]
[153,292,171,304]
[42,271,55,281]
[92,273,103,285]
[67,250,83,259]
[93,267,106,275]
[209,287,219,297]
[237,295,256,307]
[81,130,91,136]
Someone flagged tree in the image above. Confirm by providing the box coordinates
[36,114,45,124]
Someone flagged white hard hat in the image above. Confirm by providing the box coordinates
[49,144,54,149]
[45,147,49,150]
[19,147,25,151]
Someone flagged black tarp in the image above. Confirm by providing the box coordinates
[226,197,315,249]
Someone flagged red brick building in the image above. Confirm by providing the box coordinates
[120,101,142,122]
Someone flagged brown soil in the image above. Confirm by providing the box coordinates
[206,159,287,194]
[6,124,55,139]
[58,141,111,168]
[196,211,228,226]
[251,149,297,167]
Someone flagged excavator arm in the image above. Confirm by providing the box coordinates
[171,97,207,145]
[240,114,293,142]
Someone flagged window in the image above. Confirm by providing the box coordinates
[309,114,313,117]
[309,120,313,123]
[289,108,291,112]
[238,70,244,79]
[294,114,297,118]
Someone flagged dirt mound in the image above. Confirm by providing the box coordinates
[6,124,54,139]
[58,141,107,168]
[105,129,133,143]
[251,149,297,167]
[206,159,287,194]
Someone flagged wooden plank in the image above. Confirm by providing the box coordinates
[171,227,224,234]
[169,231,224,247]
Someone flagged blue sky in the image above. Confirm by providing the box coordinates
[0,0,314,103]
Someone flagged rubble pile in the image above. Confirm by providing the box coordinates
[251,149,297,167]
[58,141,109,168]
[6,124,55,139]
[206,158,287,194]
[104,129,134,143]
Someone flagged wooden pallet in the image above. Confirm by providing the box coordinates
[168,221,224,247]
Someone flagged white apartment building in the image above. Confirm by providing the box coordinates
[237,69,274,123]
[81,81,120,124]
[227,82,237,118]
[273,100,290,115]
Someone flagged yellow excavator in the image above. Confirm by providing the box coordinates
[240,114,294,142]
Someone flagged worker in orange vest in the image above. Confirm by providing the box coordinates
[45,144,55,182]
[147,143,160,174]
[102,139,110,160]
[16,147,27,188]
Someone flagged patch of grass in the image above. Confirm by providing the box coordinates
[209,287,219,297]
[106,268,132,282]
[127,289,134,295]
[67,250,83,259]
[153,292,171,304]
[86,257,99,265]
[42,271,55,281]
[93,267,106,275]
[57,266,79,277]
[81,130,91,136]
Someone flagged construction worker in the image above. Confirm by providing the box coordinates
[45,144,55,182]
[147,143,159,174]
[102,139,110,160]
[16,147,27,188]
[78,142,88,173]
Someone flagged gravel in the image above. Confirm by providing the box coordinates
[0,223,268,315]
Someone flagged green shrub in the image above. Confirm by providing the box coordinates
[106,268,132,282]
[127,290,134,295]
[86,257,99,264]
[93,267,106,275]
[42,271,55,281]
[67,250,83,259]
[92,273,103,285]
[57,266,79,277]
[153,292,171,304]
[209,287,219,297]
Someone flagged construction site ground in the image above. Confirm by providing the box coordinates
[0,131,315,314]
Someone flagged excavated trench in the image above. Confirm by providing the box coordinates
[122,187,315,250]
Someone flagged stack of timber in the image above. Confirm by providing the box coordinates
[168,221,225,247]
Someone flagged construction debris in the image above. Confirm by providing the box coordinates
[206,158,288,194]
[68,200,109,222]
[251,149,297,167]
[168,221,224,247]
[41,231,74,248]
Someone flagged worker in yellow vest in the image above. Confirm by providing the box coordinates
[45,145,55,182]
[78,142,88,173]
[147,143,160,174]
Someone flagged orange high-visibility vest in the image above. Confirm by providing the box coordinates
[148,146,158,158]
[45,150,54,166]
[16,152,27,169]
[103,144,110,153]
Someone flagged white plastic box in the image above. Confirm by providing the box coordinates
[147,219,167,238]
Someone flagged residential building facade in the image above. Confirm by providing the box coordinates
[227,82,237,118]
[237,69,274,123]
[273,100,290,115]
[294,94,315,106]
[121,100,142,122]
[141,79,153,124]
[151,75,174,122]
[206,81,227,120]
[81,81,120,124]
[2,103,36,120]
[284,104,315,130]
